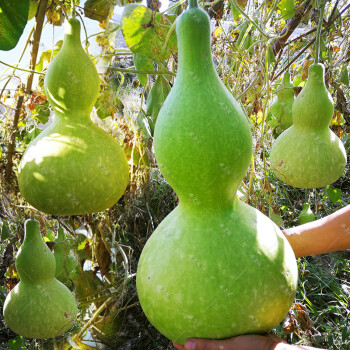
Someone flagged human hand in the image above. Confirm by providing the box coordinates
[173,334,287,350]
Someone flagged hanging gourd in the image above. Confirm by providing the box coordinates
[3,219,77,339]
[17,17,129,216]
[270,2,346,189]
[135,0,298,345]
[269,71,294,134]
[270,63,347,188]
[54,228,80,285]
[298,204,316,225]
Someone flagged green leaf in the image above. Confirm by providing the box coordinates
[46,230,56,241]
[1,222,10,240]
[95,88,124,120]
[8,336,23,350]
[28,0,39,20]
[32,102,50,124]
[136,109,153,139]
[24,127,41,144]
[146,76,171,122]
[84,0,117,23]
[340,67,349,86]
[278,0,295,20]
[35,40,63,72]
[134,53,154,86]
[121,4,177,62]
[0,0,30,51]
[326,185,342,203]
[292,74,303,87]
[270,212,283,227]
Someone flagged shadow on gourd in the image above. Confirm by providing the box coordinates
[3,219,77,339]
[271,63,347,188]
[17,18,129,216]
[135,0,298,345]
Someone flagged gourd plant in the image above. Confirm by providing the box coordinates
[17,17,129,216]
[135,0,298,345]
[3,219,77,339]
[269,71,294,134]
[270,1,347,188]
[54,227,80,286]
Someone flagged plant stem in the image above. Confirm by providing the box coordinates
[0,61,44,75]
[230,0,269,39]
[5,0,48,182]
[315,0,326,64]
[189,0,198,8]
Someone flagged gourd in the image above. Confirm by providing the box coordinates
[136,1,298,345]
[298,204,315,225]
[17,18,129,216]
[54,228,80,285]
[269,71,294,134]
[270,64,347,188]
[3,219,77,339]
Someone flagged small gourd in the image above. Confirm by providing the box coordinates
[3,219,77,339]
[136,0,298,345]
[298,204,315,225]
[269,71,294,134]
[270,63,347,188]
[54,228,80,285]
[17,18,129,216]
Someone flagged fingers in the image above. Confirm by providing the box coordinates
[173,334,282,350]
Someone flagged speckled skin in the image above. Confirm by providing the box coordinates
[17,18,129,216]
[271,64,347,188]
[136,1,298,345]
[3,220,77,339]
[269,72,294,132]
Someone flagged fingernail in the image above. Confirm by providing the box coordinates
[185,340,196,350]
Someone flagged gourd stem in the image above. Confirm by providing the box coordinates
[71,0,76,18]
[315,0,325,64]
[189,0,198,8]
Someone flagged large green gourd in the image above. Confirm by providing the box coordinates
[269,71,294,133]
[3,219,77,339]
[136,1,298,345]
[17,18,129,216]
[270,64,347,188]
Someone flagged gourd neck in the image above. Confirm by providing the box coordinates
[176,5,215,77]
[63,18,82,47]
[307,63,326,86]
[22,219,41,244]
[189,0,198,8]
[53,111,91,122]
[17,219,56,283]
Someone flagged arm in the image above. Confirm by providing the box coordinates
[283,205,350,258]
[173,335,325,349]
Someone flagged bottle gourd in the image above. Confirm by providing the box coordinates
[54,228,80,285]
[17,18,129,216]
[136,1,298,345]
[269,71,294,134]
[270,64,347,188]
[3,219,77,338]
[298,204,315,225]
